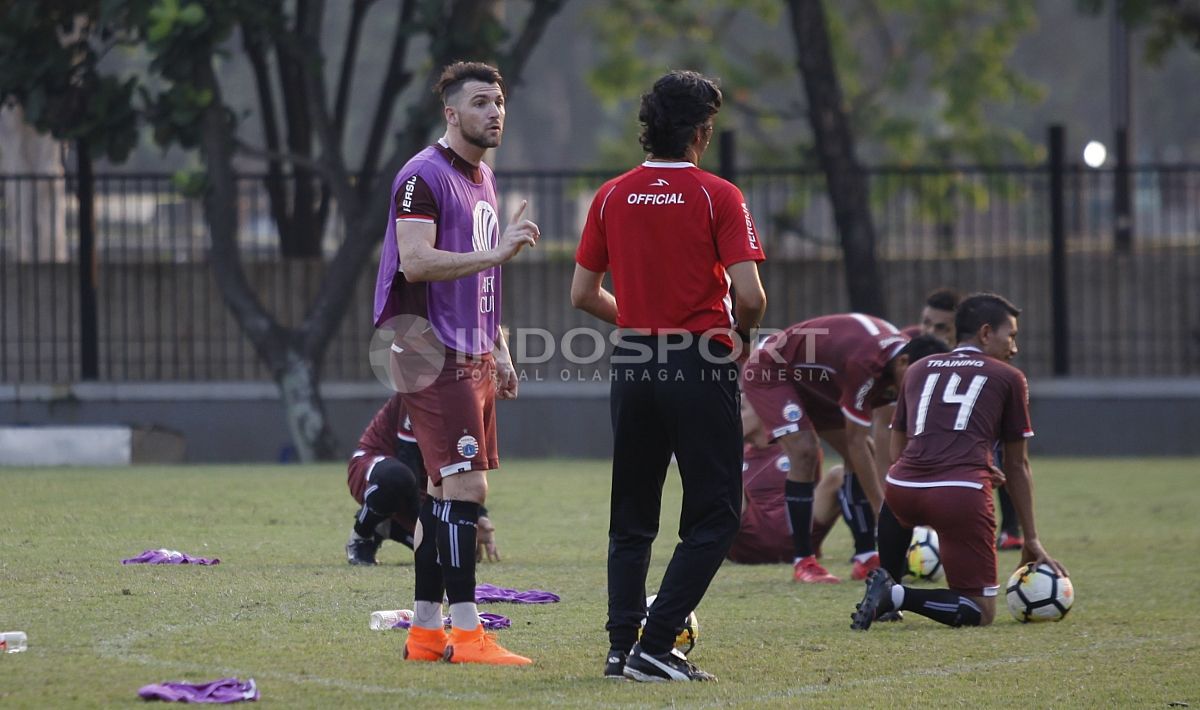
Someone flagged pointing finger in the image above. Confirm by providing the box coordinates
[510,200,527,224]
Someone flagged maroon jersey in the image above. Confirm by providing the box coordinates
[889,346,1034,488]
[901,324,921,339]
[754,314,908,426]
[355,394,417,456]
[728,443,793,564]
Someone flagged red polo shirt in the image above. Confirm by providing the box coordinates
[577,161,765,345]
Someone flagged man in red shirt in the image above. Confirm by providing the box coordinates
[572,70,766,682]
[344,394,498,566]
[852,293,1068,630]
[742,314,948,583]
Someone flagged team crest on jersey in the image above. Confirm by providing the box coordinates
[775,456,790,473]
[782,402,802,422]
[472,201,499,253]
[457,435,480,459]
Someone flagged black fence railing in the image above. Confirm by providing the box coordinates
[1,162,1198,384]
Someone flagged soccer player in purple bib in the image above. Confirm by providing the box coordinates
[852,293,1068,630]
[372,62,538,665]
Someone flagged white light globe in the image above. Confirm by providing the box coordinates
[1083,141,1107,168]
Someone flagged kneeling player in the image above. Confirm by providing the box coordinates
[852,293,1067,630]
[345,394,498,565]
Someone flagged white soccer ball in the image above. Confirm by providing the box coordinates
[641,594,699,656]
[906,526,943,581]
[1006,562,1074,622]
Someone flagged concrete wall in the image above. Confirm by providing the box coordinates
[2,379,1198,462]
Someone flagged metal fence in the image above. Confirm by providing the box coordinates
[1,161,1198,384]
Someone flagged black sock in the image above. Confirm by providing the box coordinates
[840,470,877,555]
[436,499,480,605]
[998,486,1019,536]
[352,504,388,540]
[898,587,984,627]
[413,497,444,603]
[877,503,912,581]
[785,480,815,559]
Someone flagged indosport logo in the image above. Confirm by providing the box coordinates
[472,201,499,253]
[369,315,446,393]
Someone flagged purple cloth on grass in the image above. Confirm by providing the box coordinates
[122,549,220,566]
[475,583,559,604]
[138,678,257,703]
[391,612,511,630]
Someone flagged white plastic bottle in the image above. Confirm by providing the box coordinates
[369,610,414,630]
[1,632,27,653]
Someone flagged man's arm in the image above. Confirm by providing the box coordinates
[398,201,538,282]
[844,419,883,513]
[889,427,907,466]
[570,263,618,324]
[1002,439,1068,576]
[871,403,895,486]
[727,260,766,340]
[493,326,518,400]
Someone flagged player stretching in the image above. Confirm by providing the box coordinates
[373,62,538,665]
[852,293,1068,630]
[742,315,948,583]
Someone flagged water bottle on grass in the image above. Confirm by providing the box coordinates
[1,632,27,653]
[369,610,413,630]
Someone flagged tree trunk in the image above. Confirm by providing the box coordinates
[786,0,887,318]
[194,61,340,462]
[277,348,340,461]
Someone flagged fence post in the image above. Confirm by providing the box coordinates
[1048,125,1069,376]
[718,130,736,184]
[78,139,99,380]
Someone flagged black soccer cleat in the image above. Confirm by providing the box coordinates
[876,610,904,623]
[622,643,716,682]
[345,531,382,566]
[603,649,628,679]
[851,568,896,631]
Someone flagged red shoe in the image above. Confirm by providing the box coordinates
[851,552,880,581]
[403,626,449,662]
[793,555,840,583]
[997,532,1024,551]
[445,625,532,666]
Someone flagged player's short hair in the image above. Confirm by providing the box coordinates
[955,293,1022,344]
[897,333,952,364]
[435,61,505,104]
[924,287,962,312]
[638,70,722,159]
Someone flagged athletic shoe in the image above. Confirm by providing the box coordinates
[403,626,449,662]
[444,625,532,666]
[851,568,896,631]
[622,643,716,682]
[793,555,840,583]
[851,552,880,581]
[876,610,904,622]
[603,649,628,679]
[345,531,381,566]
[997,531,1024,551]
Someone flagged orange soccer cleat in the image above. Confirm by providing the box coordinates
[444,625,533,666]
[793,555,841,583]
[403,626,449,662]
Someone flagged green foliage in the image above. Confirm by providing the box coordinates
[1,458,1199,706]
[1076,0,1200,63]
[587,0,1044,167]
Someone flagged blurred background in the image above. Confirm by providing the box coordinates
[1,0,1197,463]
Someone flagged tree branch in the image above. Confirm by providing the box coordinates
[241,23,291,239]
[358,0,419,190]
[498,0,568,89]
[333,0,375,146]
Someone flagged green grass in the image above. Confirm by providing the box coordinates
[1,458,1198,708]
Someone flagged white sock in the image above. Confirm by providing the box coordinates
[449,602,480,631]
[853,551,878,563]
[890,585,906,610]
[413,601,443,630]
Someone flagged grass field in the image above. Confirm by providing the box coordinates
[1,458,1198,708]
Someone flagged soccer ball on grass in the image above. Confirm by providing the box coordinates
[1006,562,1074,622]
[640,594,698,656]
